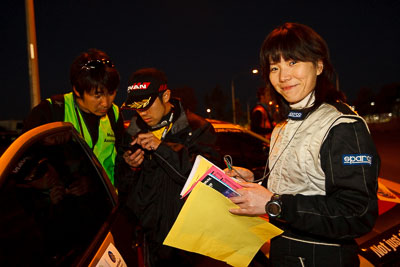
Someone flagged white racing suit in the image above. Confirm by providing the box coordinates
[267,101,380,267]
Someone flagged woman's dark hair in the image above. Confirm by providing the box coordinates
[69,48,120,97]
[260,22,346,120]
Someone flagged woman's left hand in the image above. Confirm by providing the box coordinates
[224,167,254,182]
[229,182,273,216]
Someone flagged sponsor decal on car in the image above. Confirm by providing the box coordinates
[358,224,400,266]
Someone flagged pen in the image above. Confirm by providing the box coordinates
[224,158,232,170]
[223,155,249,182]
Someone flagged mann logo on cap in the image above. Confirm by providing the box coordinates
[342,154,372,166]
[127,82,151,91]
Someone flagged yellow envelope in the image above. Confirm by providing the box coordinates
[164,183,283,267]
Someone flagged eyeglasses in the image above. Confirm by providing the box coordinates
[81,58,115,71]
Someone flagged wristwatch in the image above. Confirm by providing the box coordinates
[265,193,282,218]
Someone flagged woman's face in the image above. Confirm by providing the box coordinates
[269,56,323,104]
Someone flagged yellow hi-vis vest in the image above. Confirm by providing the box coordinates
[47,92,118,185]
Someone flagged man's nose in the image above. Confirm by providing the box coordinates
[137,109,147,116]
[100,95,113,108]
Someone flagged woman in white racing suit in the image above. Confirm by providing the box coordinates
[226,22,380,267]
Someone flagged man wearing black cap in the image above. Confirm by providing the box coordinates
[116,68,220,266]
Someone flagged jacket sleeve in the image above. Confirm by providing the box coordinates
[114,131,141,203]
[279,120,380,240]
[153,118,220,186]
[22,100,54,133]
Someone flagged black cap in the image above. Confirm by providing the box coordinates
[121,68,168,110]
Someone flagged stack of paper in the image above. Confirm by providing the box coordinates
[181,155,242,199]
[165,155,283,267]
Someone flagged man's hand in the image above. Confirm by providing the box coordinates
[123,132,162,168]
[123,138,145,168]
[136,132,162,151]
[229,182,273,216]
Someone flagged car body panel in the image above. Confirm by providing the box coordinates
[0,122,138,266]
[206,119,270,179]
[357,178,400,266]
[206,119,270,144]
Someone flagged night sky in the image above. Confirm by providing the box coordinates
[1,0,399,121]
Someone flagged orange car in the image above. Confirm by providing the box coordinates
[0,122,141,266]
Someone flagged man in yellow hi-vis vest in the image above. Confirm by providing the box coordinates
[23,49,124,186]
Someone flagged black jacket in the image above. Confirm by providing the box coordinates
[115,99,220,264]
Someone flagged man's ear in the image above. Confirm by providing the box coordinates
[72,86,81,98]
[162,89,171,103]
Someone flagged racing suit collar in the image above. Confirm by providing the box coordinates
[288,91,315,120]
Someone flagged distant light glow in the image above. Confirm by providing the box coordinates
[206,108,211,113]
[370,102,375,106]
[252,69,259,74]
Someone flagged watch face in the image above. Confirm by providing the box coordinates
[267,202,281,216]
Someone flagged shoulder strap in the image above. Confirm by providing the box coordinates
[107,105,118,134]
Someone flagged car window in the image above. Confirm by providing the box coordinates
[0,128,115,266]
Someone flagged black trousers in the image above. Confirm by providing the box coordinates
[269,235,360,267]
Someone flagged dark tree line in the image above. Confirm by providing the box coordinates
[172,82,400,124]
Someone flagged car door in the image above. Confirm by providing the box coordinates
[0,122,139,266]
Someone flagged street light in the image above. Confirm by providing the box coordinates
[231,68,259,124]
[206,108,211,118]
[25,0,41,108]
